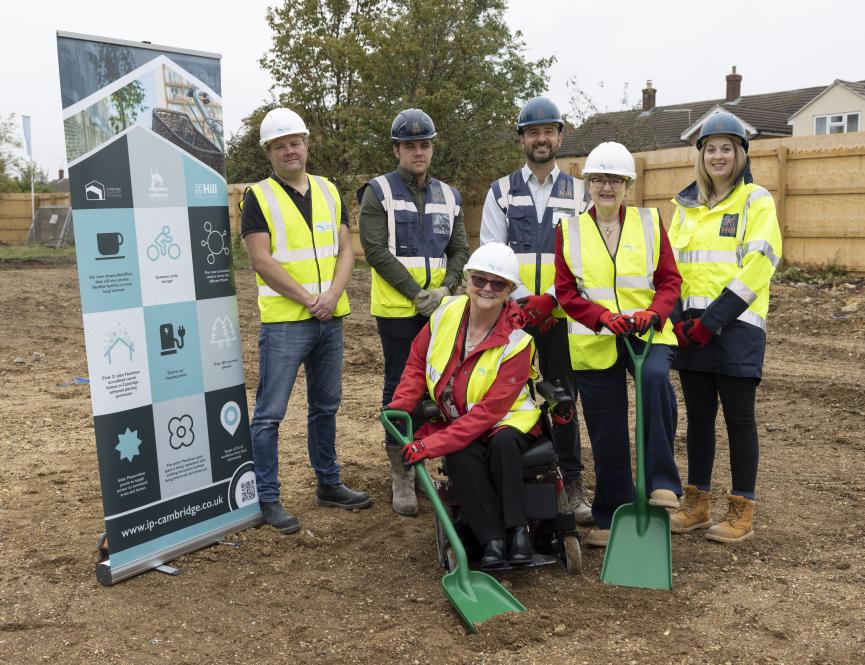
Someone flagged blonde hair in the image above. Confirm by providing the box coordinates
[695,138,747,207]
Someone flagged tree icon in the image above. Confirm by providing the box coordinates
[210,316,237,349]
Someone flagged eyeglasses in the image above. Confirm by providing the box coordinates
[470,274,510,293]
[588,176,626,188]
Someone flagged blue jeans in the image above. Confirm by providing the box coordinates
[250,317,344,502]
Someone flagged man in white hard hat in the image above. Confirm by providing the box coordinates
[481,96,592,525]
[357,108,468,517]
[241,107,372,534]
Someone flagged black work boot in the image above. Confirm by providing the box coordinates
[315,482,373,510]
[480,538,506,569]
[507,525,533,565]
[260,501,301,534]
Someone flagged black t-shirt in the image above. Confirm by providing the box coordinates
[240,174,348,238]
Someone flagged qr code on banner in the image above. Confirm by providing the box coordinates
[241,478,256,503]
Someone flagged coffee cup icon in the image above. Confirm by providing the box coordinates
[96,232,124,260]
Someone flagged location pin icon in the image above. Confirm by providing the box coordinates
[220,401,241,436]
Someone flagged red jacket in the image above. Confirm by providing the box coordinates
[554,205,682,331]
[388,299,539,458]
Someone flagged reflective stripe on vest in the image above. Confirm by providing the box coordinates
[490,170,586,313]
[560,207,677,370]
[251,175,350,323]
[424,296,540,433]
[669,182,780,330]
[368,172,460,318]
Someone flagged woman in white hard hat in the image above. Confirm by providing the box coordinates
[667,112,782,543]
[388,242,542,569]
[554,141,683,548]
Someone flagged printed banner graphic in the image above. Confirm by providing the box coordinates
[57,33,260,583]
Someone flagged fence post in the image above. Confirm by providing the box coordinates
[633,156,645,207]
[776,145,788,239]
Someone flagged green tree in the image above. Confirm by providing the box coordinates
[0,114,23,193]
[227,0,552,201]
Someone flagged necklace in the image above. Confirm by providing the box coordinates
[465,318,496,354]
[597,220,617,238]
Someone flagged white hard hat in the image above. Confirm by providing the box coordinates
[464,242,521,287]
[582,141,637,181]
[259,108,309,147]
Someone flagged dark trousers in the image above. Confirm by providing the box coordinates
[377,316,427,447]
[575,340,682,529]
[527,318,583,484]
[445,427,532,545]
[678,370,759,498]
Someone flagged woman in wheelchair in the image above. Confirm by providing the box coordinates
[387,242,543,569]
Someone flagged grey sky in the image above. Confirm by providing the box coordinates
[3,0,861,179]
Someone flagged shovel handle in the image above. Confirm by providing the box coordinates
[379,410,472,588]
[380,408,413,443]
[622,328,654,532]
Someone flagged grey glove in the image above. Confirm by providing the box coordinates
[415,286,449,317]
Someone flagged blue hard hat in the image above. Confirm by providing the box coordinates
[391,108,437,141]
[697,111,749,151]
[517,96,564,133]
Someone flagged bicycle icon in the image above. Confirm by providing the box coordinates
[146,225,181,261]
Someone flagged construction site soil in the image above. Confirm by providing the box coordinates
[1,263,864,665]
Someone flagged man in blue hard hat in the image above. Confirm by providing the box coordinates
[358,108,469,517]
[481,96,593,524]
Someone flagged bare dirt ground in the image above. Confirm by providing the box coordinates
[1,262,864,665]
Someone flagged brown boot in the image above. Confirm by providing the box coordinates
[706,495,755,543]
[670,484,712,534]
[386,446,419,517]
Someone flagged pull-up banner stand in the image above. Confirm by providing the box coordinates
[57,31,261,586]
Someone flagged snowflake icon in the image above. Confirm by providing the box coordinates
[115,427,142,462]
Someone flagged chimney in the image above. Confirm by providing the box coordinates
[58,168,65,181]
[642,80,656,112]
[726,66,742,102]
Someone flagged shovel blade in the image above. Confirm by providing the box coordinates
[442,569,525,633]
[600,504,672,590]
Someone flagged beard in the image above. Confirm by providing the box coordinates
[525,141,558,164]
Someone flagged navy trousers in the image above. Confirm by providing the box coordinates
[574,339,682,529]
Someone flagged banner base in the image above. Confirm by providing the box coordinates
[96,511,262,586]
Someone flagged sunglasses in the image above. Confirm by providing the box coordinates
[470,274,510,293]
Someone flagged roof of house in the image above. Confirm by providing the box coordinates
[560,80,865,157]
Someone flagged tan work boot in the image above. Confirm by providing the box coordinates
[670,484,712,533]
[706,495,755,543]
[565,479,594,526]
[386,446,419,517]
[584,529,609,548]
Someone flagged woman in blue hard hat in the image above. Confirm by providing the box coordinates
[554,141,683,548]
[388,242,542,569]
[667,111,782,543]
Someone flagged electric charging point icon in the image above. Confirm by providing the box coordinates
[159,323,186,355]
[220,401,240,436]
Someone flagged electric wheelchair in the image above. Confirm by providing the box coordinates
[427,380,582,575]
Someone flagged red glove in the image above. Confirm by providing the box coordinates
[402,440,428,466]
[683,319,714,349]
[517,295,557,333]
[672,321,690,348]
[631,310,659,335]
[598,310,631,336]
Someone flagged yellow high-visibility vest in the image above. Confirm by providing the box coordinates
[248,175,350,323]
[425,296,540,434]
[560,207,677,370]
[669,181,781,331]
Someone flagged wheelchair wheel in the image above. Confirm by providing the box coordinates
[434,514,455,571]
[563,535,582,575]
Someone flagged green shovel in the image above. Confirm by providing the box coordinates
[380,410,526,632]
[599,328,673,590]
